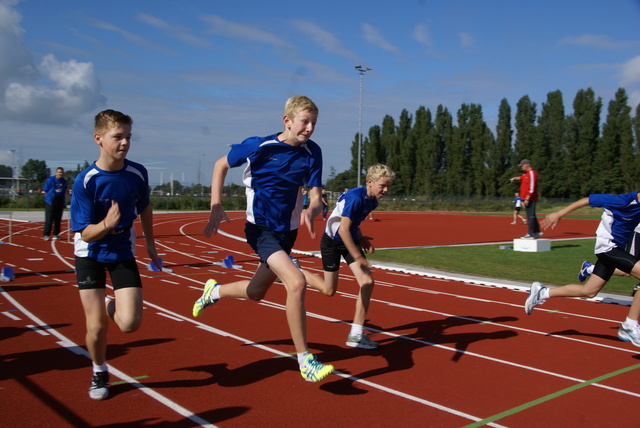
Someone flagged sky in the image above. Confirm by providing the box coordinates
[1,0,640,187]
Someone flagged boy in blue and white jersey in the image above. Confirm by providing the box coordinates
[301,164,395,349]
[71,109,160,400]
[193,95,334,382]
[525,192,640,347]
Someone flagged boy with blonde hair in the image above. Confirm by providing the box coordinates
[71,109,160,400]
[300,164,396,349]
[193,95,334,382]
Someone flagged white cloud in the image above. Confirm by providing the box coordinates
[362,23,399,54]
[559,34,638,49]
[201,15,290,48]
[412,24,432,48]
[137,12,211,49]
[460,32,475,48]
[3,54,105,125]
[620,55,640,86]
[290,19,359,61]
[0,1,105,125]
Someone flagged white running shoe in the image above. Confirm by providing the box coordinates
[524,281,546,315]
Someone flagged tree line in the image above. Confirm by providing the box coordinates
[326,87,640,200]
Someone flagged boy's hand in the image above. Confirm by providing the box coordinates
[203,204,230,238]
[541,212,561,230]
[300,208,315,239]
[146,242,162,271]
[359,236,375,254]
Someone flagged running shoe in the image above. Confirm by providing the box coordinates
[618,324,640,347]
[524,281,546,315]
[510,221,517,225]
[520,234,535,240]
[43,236,50,241]
[578,261,592,283]
[633,283,640,297]
[535,232,544,238]
[300,354,334,382]
[88,371,109,400]
[52,235,60,240]
[291,257,301,269]
[346,333,379,349]
[192,279,219,317]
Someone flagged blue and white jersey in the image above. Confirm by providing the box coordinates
[228,133,323,232]
[325,186,377,243]
[43,176,67,205]
[71,159,150,263]
[591,192,640,254]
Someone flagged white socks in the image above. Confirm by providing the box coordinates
[297,351,310,367]
[349,324,364,337]
[93,362,108,374]
[623,317,638,329]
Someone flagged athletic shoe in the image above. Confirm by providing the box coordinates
[346,333,379,349]
[510,221,517,225]
[524,281,546,315]
[88,371,109,400]
[521,234,535,240]
[192,279,219,317]
[52,235,60,240]
[523,219,528,224]
[578,261,592,283]
[291,257,301,269]
[300,354,334,382]
[535,232,544,238]
[633,283,640,297]
[618,324,640,347]
[43,236,50,241]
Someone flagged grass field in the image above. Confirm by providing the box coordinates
[369,238,638,296]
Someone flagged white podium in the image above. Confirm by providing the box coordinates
[513,238,551,252]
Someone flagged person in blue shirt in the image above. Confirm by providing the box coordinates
[525,192,640,348]
[300,164,395,349]
[71,109,160,400]
[42,167,68,240]
[192,95,334,382]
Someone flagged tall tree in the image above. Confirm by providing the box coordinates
[494,98,514,196]
[537,90,566,197]
[395,109,414,194]
[434,105,453,195]
[21,159,49,190]
[380,115,399,187]
[601,88,633,192]
[413,106,438,195]
[513,95,537,166]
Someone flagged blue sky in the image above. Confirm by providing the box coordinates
[1,0,639,187]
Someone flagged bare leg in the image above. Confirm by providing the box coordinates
[80,289,109,365]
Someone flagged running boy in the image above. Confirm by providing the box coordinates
[300,164,395,349]
[71,109,160,400]
[511,192,526,225]
[524,192,640,347]
[192,95,334,382]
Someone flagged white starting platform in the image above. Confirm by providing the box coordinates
[513,238,551,252]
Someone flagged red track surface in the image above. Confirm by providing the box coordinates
[1,212,639,427]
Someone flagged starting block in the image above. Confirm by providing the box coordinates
[148,257,163,271]
[513,238,551,252]
[0,266,14,282]
[222,255,241,269]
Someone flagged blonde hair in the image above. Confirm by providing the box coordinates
[284,95,318,119]
[366,164,396,182]
[94,109,133,135]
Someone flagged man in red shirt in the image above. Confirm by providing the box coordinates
[510,159,541,239]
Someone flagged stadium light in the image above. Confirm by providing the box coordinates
[355,65,372,187]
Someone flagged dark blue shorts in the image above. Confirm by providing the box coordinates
[245,222,298,264]
[75,256,142,290]
[320,233,365,272]
[594,247,639,282]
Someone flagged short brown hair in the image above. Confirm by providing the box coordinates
[94,109,133,135]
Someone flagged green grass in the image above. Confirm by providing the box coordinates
[369,239,636,295]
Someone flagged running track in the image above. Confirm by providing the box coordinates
[1,211,638,427]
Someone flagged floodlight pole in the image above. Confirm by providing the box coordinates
[355,65,371,187]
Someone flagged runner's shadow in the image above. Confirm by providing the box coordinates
[320,315,518,395]
[547,327,626,343]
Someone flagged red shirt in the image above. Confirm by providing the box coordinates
[519,169,538,202]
